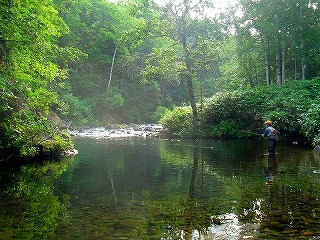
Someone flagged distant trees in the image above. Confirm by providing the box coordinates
[57,0,165,124]
[236,0,320,85]
[55,0,320,129]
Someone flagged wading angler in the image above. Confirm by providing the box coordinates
[262,120,278,156]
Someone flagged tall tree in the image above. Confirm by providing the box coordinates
[145,0,222,134]
[238,0,320,85]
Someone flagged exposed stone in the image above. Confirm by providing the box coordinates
[61,149,79,156]
[69,124,163,139]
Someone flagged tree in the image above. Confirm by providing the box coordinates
[237,0,320,85]
[0,0,77,156]
[56,0,165,124]
[143,0,225,134]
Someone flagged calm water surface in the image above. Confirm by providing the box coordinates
[1,137,320,239]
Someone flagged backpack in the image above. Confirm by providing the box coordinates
[268,127,277,140]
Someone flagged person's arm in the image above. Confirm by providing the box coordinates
[263,128,270,137]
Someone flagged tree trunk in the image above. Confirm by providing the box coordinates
[299,5,306,80]
[301,41,306,80]
[281,40,286,84]
[264,37,271,85]
[107,45,117,91]
[248,65,258,87]
[181,34,198,134]
[276,48,282,84]
[187,74,197,131]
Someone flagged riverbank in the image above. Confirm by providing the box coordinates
[159,79,320,147]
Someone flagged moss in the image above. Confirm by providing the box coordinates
[40,131,74,155]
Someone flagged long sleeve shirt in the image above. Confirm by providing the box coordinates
[263,126,277,139]
[263,127,271,137]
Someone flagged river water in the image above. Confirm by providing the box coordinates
[1,136,320,239]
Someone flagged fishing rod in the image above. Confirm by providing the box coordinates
[239,130,262,136]
[170,129,263,150]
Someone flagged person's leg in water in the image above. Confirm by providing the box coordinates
[268,139,276,156]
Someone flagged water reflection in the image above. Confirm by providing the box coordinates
[1,138,320,239]
[0,157,73,239]
[264,155,278,186]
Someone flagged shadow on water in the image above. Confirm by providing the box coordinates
[0,156,74,240]
[1,137,320,239]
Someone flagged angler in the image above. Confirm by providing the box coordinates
[262,120,278,156]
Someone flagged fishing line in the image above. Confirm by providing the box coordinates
[164,119,265,149]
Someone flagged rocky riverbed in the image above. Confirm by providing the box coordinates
[69,124,163,138]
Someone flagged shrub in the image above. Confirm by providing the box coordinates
[301,104,320,146]
[1,107,74,157]
[210,119,240,138]
[151,106,170,123]
[1,110,54,157]
[201,79,320,141]
[158,79,320,145]
[201,90,268,135]
[159,106,193,137]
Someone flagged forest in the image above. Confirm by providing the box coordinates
[0,0,319,157]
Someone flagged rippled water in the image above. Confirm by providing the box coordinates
[1,137,320,239]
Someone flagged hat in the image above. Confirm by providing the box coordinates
[265,120,272,125]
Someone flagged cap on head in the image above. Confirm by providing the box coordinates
[265,120,272,125]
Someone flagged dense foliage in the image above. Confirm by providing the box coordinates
[160,78,320,146]
[0,0,320,158]
[0,0,76,157]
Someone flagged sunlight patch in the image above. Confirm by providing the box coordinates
[208,213,259,240]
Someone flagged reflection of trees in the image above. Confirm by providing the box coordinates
[157,140,320,238]
[148,141,263,238]
[184,146,207,237]
[14,138,317,239]
[188,146,198,199]
[258,154,320,238]
[0,158,73,239]
[154,143,232,238]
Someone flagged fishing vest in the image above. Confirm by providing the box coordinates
[267,126,277,140]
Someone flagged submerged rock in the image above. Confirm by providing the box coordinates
[61,149,79,156]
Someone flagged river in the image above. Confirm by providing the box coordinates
[1,135,320,239]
